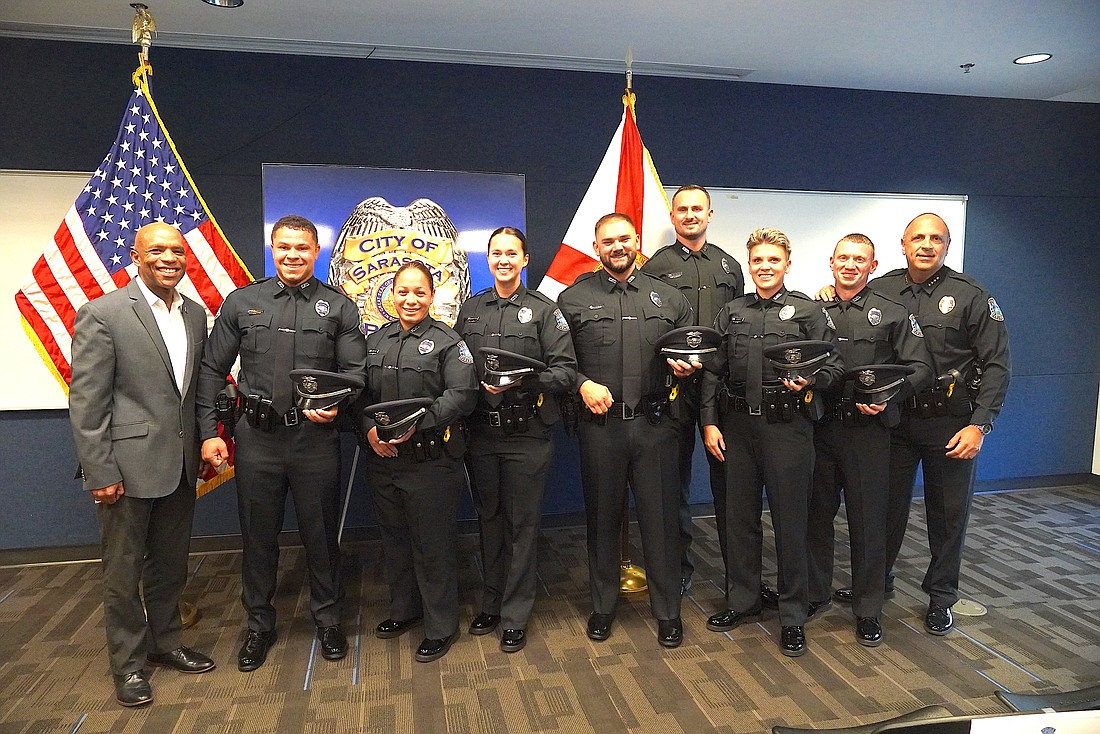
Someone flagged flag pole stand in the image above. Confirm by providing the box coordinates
[619,501,647,594]
[338,445,361,545]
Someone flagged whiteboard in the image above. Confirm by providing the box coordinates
[1,170,90,411]
[664,187,966,297]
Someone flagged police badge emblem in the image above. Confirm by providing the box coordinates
[315,299,330,317]
[301,375,319,393]
[374,411,392,426]
[868,308,882,326]
[418,339,435,355]
[485,352,500,371]
[910,314,924,337]
[784,347,802,364]
[518,306,533,324]
[650,291,663,307]
[779,304,795,321]
[939,296,955,314]
[859,370,876,387]
[988,297,1004,321]
[686,331,703,348]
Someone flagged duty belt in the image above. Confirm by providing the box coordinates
[718,383,805,423]
[581,394,669,426]
[474,402,538,435]
[244,394,301,432]
[903,370,972,419]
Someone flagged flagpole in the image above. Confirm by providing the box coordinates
[619,54,648,595]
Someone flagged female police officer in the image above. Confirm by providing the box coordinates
[360,261,477,662]
[701,227,842,658]
[456,227,577,653]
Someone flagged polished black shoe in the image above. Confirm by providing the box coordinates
[500,628,526,653]
[468,612,501,636]
[415,632,457,663]
[833,582,895,604]
[113,671,153,707]
[856,617,883,647]
[375,616,423,639]
[237,629,277,672]
[706,607,762,632]
[760,583,780,609]
[780,625,807,657]
[924,603,954,636]
[806,599,832,621]
[658,618,684,648]
[586,612,614,641]
[318,625,348,660]
[146,646,216,674]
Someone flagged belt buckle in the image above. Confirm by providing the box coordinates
[488,411,502,428]
[283,408,299,427]
[748,405,762,416]
[621,402,636,420]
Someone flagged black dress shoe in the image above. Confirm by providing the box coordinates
[833,582,896,604]
[415,632,457,663]
[806,599,832,621]
[113,671,153,707]
[468,612,501,636]
[500,628,526,653]
[318,625,348,660]
[586,612,614,641]
[706,607,762,632]
[146,646,216,674]
[856,616,883,647]
[237,630,277,672]
[658,618,683,648]
[924,603,954,636]
[760,583,780,609]
[376,617,423,639]
[780,625,807,657]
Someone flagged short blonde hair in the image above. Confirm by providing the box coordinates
[746,227,791,257]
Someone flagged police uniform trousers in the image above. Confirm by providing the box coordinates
[97,471,195,675]
[807,418,890,618]
[234,418,343,633]
[466,422,553,630]
[577,414,681,620]
[718,410,814,626]
[366,451,462,640]
[884,412,976,608]
[674,375,728,584]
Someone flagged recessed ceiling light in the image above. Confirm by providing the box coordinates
[201,0,244,7]
[1014,53,1051,65]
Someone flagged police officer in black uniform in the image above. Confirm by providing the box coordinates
[557,213,697,648]
[870,213,1010,636]
[457,227,578,653]
[360,260,478,663]
[702,227,843,658]
[198,215,367,672]
[641,184,743,595]
[808,233,934,646]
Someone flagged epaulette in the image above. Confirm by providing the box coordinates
[572,270,600,284]
[525,289,559,307]
[786,290,816,302]
[317,280,349,296]
[239,277,270,289]
[473,286,495,297]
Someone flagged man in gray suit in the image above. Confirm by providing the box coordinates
[70,222,215,707]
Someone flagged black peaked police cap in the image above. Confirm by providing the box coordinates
[843,363,917,405]
[478,347,546,388]
[290,369,364,411]
[762,340,835,382]
[361,397,434,442]
[655,326,722,369]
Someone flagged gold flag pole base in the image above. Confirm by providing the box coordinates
[179,601,201,630]
[620,562,648,594]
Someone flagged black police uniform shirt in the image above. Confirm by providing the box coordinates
[700,287,843,426]
[556,269,693,400]
[361,317,478,432]
[641,242,744,330]
[456,284,578,416]
[197,276,367,438]
[822,287,935,400]
[871,266,1011,428]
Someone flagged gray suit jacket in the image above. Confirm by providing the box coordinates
[69,278,208,498]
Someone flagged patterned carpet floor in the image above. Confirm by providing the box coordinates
[0,483,1097,733]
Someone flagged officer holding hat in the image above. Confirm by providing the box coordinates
[359,260,478,663]
[808,233,933,647]
[701,227,842,658]
[456,227,577,653]
[557,213,697,649]
[198,215,366,672]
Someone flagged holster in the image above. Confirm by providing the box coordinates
[411,422,466,462]
[214,383,241,440]
[640,393,669,426]
[561,392,581,435]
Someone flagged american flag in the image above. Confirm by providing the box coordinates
[15,70,251,388]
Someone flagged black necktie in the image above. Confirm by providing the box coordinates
[270,289,298,414]
[747,301,766,411]
[380,331,409,402]
[620,282,642,408]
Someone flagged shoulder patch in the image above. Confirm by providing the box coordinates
[457,339,473,363]
[554,308,570,331]
[987,297,1004,321]
[823,308,836,330]
[910,314,924,337]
